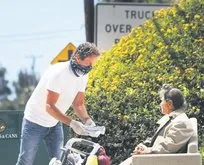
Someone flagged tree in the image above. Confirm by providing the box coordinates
[0,65,11,101]
[12,69,39,110]
[0,65,15,110]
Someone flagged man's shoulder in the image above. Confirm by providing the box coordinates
[174,113,189,122]
[48,61,70,73]
[172,113,193,129]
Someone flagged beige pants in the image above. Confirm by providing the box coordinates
[119,157,132,165]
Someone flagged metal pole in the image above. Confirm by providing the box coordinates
[84,0,94,42]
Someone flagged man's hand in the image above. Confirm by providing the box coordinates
[84,118,96,127]
[70,120,88,135]
[132,143,152,155]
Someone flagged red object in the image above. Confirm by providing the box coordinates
[97,146,111,165]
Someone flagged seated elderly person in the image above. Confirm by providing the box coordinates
[119,84,194,165]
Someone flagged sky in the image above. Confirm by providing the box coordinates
[0,0,88,88]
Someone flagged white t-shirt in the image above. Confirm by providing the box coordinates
[24,61,88,127]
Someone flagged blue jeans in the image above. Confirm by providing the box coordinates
[16,118,64,165]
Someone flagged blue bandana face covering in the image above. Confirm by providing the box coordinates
[70,59,92,77]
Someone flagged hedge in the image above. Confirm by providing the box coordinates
[83,0,203,164]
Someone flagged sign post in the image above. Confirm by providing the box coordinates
[95,3,169,51]
[51,42,76,64]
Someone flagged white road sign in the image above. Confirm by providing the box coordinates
[95,3,169,51]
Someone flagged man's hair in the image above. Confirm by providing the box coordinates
[73,42,100,60]
[159,84,185,110]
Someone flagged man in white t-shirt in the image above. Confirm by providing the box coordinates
[16,42,100,165]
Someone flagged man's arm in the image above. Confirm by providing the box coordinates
[132,119,194,155]
[46,89,72,126]
[151,120,194,153]
[72,92,91,123]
